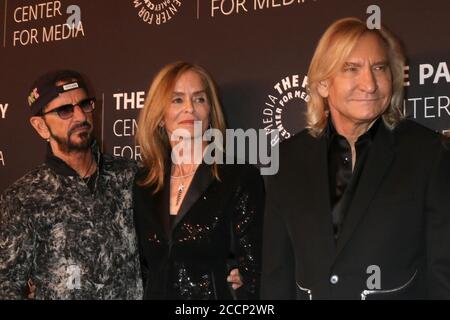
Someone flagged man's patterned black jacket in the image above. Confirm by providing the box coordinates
[0,142,143,299]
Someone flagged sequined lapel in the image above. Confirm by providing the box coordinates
[171,162,215,231]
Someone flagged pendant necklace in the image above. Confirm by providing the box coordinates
[171,164,196,206]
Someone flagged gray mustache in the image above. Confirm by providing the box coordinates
[69,122,92,136]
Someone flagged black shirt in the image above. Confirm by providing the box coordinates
[326,117,380,240]
[45,143,99,194]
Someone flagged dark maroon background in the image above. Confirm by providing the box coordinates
[1,0,449,192]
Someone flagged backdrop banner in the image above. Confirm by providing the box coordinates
[1,0,449,192]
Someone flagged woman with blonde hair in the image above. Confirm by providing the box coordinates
[133,61,264,299]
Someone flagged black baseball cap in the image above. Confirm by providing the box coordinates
[27,70,90,116]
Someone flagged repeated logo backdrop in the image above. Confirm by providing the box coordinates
[1,0,449,192]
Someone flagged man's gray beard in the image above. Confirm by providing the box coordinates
[48,122,93,153]
[53,131,93,153]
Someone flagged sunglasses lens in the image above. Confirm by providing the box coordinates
[79,98,95,113]
[56,105,75,119]
[46,98,96,119]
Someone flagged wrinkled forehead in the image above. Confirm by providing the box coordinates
[326,31,390,75]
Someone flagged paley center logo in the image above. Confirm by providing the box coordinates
[261,74,310,146]
[10,2,85,47]
[0,101,8,120]
[0,100,8,167]
[132,0,182,26]
[404,60,450,134]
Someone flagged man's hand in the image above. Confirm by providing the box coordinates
[227,268,243,290]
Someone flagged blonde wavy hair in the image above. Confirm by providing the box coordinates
[306,17,406,137]
[137,61,227,192]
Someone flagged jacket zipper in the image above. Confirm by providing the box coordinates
[361,269,418,300]
[297,282,313,300]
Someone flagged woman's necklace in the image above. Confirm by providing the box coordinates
[171,164,197,206]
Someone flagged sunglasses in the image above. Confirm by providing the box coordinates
[40,97,96,119]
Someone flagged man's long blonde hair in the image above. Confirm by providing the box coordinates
[306,17,406,137]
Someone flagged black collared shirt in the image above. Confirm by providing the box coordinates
[326,117,380,240]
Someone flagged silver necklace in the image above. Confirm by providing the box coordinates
[82,155,94,178]
[81,156,96,186]
[171,165,197,206]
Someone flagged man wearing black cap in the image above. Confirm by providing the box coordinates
[0,70,143,299]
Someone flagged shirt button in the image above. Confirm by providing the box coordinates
[330,275,339,285]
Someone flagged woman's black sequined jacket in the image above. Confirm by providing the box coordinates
[133,163,264,300]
